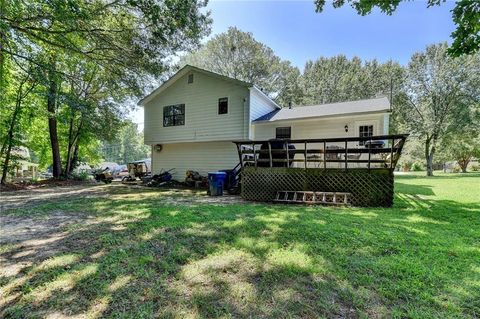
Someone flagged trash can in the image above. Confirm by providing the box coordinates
[208,172,227,196]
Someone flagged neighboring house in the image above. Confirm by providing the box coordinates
[140,65,391,179]
[5,147,39,181]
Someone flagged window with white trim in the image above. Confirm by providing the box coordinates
[218,97,228,114]
[359,125,373,145]
[163,104,185,127]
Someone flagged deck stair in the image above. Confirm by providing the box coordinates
[274,191,351,205]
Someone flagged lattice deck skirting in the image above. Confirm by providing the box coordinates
[241,167,394,207]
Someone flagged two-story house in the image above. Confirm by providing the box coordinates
[139,65,391,179]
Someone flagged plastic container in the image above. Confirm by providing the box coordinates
[208,172,227,196]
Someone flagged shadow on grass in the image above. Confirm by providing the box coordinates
[1,185,479,318]
[395,182,435,197]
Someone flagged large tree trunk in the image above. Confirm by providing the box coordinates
[425,134,436,177]
[64,115,83,176]
[0,0,5,96]
[458,156,470,173]
[1,99,21,184]
[47,60,62,178]
[64,116,75,176]
[70,143,79,174]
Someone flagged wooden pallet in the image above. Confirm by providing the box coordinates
[274,191,351,205]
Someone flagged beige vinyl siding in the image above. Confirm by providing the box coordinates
[151,141,239,179]
[144,71,249,144]
[253,113,387,143]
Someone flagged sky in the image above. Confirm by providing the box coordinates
[130,0,456,127]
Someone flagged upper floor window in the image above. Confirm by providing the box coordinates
[359,125,373,145]
[218,97,228,114]
[188,74,194,84]
[276,127,291,139]
[163,104,185,127]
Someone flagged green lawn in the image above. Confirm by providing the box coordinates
[1,172,479,318]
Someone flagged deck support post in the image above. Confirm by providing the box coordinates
[390,137,394,169]
[368,138,371,171]
[236,143,243,168]
[252,143,256,168]
[323,141,327,170]
[304,141,307,169]
[286,141,290,168]
[268,141,272,168]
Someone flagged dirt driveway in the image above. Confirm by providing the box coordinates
[0,183,244,278]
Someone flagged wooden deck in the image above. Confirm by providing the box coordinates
[233,134,408,171]
[232,135,408,207]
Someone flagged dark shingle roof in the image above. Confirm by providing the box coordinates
[253,97,390,123]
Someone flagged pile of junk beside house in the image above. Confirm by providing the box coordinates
[96,157,239,196]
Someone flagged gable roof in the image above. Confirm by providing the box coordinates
[138,65,253,106]
[253,97,391,123]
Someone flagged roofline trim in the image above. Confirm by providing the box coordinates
[250,86,281,109]
[252,109,391,124]
[138,65,253,106]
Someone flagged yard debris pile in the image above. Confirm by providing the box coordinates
[143,169,209,189]
[185,170,208,188]
[146,169,181,187]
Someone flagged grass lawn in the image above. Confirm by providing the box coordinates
[1,172,479,318]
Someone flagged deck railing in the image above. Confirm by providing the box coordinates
[233,134,408,171]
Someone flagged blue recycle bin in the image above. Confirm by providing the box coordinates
[208,172,227,196]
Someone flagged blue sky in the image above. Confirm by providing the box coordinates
[130,0,456,126]
[207,0,456,67]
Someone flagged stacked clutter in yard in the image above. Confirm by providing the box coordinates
[185,170,208,188]
[146,169,177,187]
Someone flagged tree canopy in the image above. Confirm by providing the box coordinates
[395,43,480,175]
[1,0,211,181]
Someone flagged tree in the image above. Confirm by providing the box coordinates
[100,121,149,165]
[313,0,480,56]
[438,127,480,173]
[396,43,480,176]
[0,60,39,184]
[1,0,211,178]
[180,27,301,106]
[301,55,404,105]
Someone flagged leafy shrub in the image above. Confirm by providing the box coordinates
[411,162,425,171]
[401,162,413,172]
[72,171,90,181]
[470,164,479,171]
[452,165,461,173]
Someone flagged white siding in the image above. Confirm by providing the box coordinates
[248,88,279,139]
[253,113,387,143]
[383,113,390,134]
[253,113,388,169]
[144,71,249,144]
[249,88,278,121]
[151,141,239,180]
